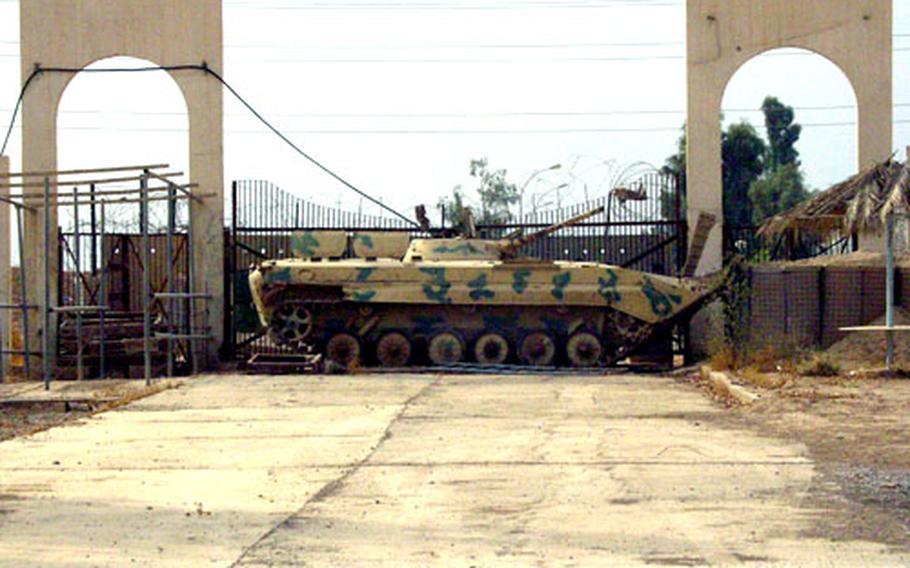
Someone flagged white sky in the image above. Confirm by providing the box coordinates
[0,0,908,223]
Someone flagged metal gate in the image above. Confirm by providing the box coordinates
[226,171,684,360]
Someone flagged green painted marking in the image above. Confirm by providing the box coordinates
[641,277,682,317]
[512,269,531,294]
[353,233,375,249]
[419,267,452,304]
[291,231,320,257]
[350,290,377,302]
[412,315,445,335]
[551,272,572,301]
[355,267,376,283]
[266,267,292,284]
[432,242,484,255]
[467,273,495,301]
[597,269,622,304]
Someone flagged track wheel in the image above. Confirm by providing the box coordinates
[428,332,465,366]
[270,303,315,349]
[519,332,556,366]
[325,333,362,368]
[566,331,603,367]
[474,333,509,365]
[375,332,412,367]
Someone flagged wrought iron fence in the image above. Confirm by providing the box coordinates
[227,171,685,360]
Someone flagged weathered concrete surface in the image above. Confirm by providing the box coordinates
[0,373,905,567]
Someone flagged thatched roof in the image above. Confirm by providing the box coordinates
[758,158,910,238]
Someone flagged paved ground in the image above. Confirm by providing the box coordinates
[0,373,905,567]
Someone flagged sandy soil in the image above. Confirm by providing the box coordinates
[682,370,910,550]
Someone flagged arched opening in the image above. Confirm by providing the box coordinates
[55,56,191,316]
[719,47,858,258]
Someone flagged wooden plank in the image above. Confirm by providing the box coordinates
[6,172,184,189]
[839,325,910,332]
[0,164,169,178]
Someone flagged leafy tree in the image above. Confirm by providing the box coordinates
[761,96,802,168]
[748,97,811,223]
[748,163,810,223]
[438,158,520,231]
[722,121,766,227]
[659,124,687,220]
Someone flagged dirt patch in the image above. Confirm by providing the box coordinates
[825,307,910,370]
[0,381,180,442]
[679,370,910,549]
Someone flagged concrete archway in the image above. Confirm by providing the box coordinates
[686,0,892,274]
[18,0,223,362]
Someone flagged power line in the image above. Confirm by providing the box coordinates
[34,119,910,135]
[0,64,418,226]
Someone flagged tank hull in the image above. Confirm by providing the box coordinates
[249,256,715,369]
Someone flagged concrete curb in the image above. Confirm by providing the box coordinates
[700,366,760,405]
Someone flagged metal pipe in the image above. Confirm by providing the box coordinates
[42,177,50,390]
[99,201,106,380]
[16,204,31,379]
[90,184,97,277]
[187,191,198,375]
[141,173,152,385]
[886,213,895,370]
[166,182,175,377]
[73,187,83,381]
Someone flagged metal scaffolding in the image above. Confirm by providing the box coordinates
[0,164,211,388]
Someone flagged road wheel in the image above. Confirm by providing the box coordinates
[519,332,556,367]
[325,332,361,368]
[566,331,603,367]
[269,302,315,350]
[375,332,412,367]
[474,333,510,365]
[428,331,465,366]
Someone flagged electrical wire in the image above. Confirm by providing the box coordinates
[3,63,419,227]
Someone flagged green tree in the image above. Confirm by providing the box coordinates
[747,96,811,223]
[722,121,767,227]
[661,120,766,227]
[437,158,520,230]
[659,124,686,220]
[748,163,810,223]
[761,96,802,168]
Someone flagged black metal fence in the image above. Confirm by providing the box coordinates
[724,225,855,262]
[226,171,685,360]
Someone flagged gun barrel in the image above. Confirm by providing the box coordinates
[500,205,605,256]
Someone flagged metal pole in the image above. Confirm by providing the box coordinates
[16,204,31,380]
[187,191,199,375]
[73,187,83,381]
[99,201,106,380]
[43,177,51,390]
[886,213,895,370]
[90,184,97,276]
[166,183,175,377]
[141,173,152,385]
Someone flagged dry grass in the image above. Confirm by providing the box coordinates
[738,367,788,390]
[798,354,843,378]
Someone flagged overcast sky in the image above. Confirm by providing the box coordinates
[0,0,908,224]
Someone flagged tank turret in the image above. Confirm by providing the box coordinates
[497,206,605,259]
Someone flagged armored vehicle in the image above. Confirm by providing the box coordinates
[249,207,720,369]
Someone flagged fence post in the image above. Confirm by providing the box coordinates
[0,156,9,377]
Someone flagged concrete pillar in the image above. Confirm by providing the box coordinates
[0,156,9,367]
[686,0,892,274]
[20,0,224,366]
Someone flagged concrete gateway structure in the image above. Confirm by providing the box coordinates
[686,0,893,274]
[14,0,224,364]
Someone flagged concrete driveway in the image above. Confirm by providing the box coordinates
[0,373,904,567]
